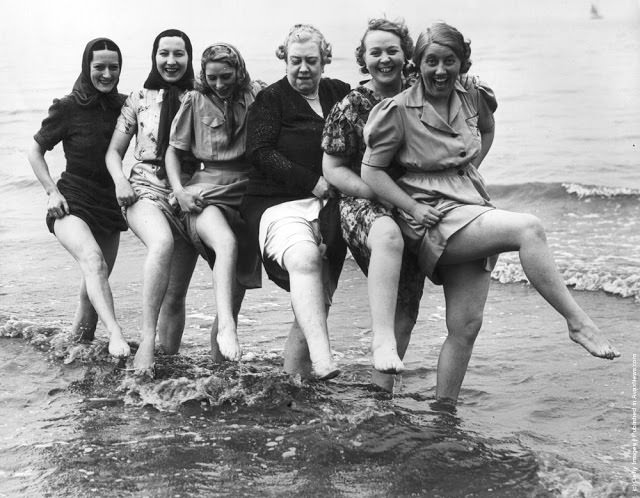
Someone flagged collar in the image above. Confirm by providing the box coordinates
[404,79,467,133]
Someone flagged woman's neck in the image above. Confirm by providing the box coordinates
[367,78,402,99]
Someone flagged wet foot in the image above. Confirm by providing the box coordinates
[108,329,131,358]
[216,322,242,362]
[372,340,405,374]
[569,321,620,359]
[312,360,341,381]
[132,337,155,374]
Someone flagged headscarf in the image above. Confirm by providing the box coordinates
[70,37,123,109]
[197,43,252,145]
[143,29,194,162]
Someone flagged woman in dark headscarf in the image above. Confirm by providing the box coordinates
[28,37,130,358]
[165,43,263,363]
[106,29,198,374]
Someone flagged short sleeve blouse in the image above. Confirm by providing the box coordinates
[34,96,124,186]
[169,82,262,162]
[115,88,188,162]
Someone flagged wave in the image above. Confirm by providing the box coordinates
[489,181,640,202]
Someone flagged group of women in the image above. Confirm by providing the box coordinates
[29,19,619,403]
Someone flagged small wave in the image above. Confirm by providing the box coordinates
[563,182,640,198]
[491,262,640,302]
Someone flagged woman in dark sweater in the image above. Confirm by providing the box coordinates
[27,38,130,357]
[241,24,350,380]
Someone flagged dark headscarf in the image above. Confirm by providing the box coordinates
[70,37,123,109]
[143,29,194,163]
[197,43,252,145]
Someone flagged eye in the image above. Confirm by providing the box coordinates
[109,64,120,71]
[174,51,185,57]
[425,56,437,66]
[388,48,400,55]
[369,49,381,57]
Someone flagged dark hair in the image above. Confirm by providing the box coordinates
[413,22,472,74]
[275,24,332,65]
[355,18,414,75]
[197,43,252,98]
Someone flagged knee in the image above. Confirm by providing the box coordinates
[446,314,483,346]
[283,244,323,275]
[370,223,404,255]
[81,250,108,276]
[147,235,175,261]
[520,214,547,244]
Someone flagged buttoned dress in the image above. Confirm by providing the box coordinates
[362,78,498,283]
[168,84,263,288]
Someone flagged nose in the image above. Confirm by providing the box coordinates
[167,54,176,65]
[299,60,309,73]
[216,80,226,91]
[435,61,446,74]
[101,67,111,79]
[380,52,391,63]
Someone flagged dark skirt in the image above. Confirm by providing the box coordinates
[46,172,127,237]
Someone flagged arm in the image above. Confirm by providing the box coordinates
[105,129,137,206]
[475,127,495,169]
[165,145,203,213]
[27,140,69,218]
[361,165,442,226]
[322,153,375,199]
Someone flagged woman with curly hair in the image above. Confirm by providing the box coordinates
[322,18,420,385]
[362,22,619,403]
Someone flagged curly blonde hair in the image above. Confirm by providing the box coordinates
[355,18,414,75]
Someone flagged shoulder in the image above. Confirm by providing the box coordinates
[458,74,497,112]
[320,77,350,98]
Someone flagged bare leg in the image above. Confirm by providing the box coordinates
[367,217,405,373]
[53,215,129,357]
[157,237,198,354]
[439,209,619,359]
[283,242,339,380]
[126,200,176,372]
[71,279,98,342]
[435,262,490,403]
[210,284,246,363]
[196,206,240,361]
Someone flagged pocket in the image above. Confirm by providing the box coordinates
[199,114,226,156]
[465,114,480,137]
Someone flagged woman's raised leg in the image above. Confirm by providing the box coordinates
[367,216,405,373]
[54,215,129,357]
[196,205,241,361]
[436,261,490,402]
[125,200,176,372]
[439,209,619,359]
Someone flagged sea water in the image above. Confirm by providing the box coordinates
[1,3,639,496]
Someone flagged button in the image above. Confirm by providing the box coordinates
[450,133,457,138]
[459,151,467,157]
[457,169,465,176]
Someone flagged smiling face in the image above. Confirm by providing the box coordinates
[285,40,323,95]
[419,43,461,102]
[363,30,405,88]
[205,61,237,99]
[155,36,188,83]
[89,49,120,93]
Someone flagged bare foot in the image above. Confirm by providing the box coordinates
[312,360,341,381]
[372,340,405,374]
[108,329,131,358]
[133,336,155,374]
[216,321,242,362]
[569,321,620,359]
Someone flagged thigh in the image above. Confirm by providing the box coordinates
[53,215,104,261]
[126,199,175,246]
[440,209,533,265]
[195,205,235,248]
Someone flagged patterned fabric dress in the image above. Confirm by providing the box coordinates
[322,85,425,322]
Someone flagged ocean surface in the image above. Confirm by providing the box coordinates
[1,4,639,497]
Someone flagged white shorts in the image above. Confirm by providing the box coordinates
[259,197,334,304]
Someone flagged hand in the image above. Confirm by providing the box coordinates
[409,202,443,228]
[47,190,69,219]
[115,179,137,208]
[175,186,205,213]
[312,176,335,200]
